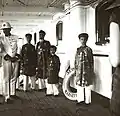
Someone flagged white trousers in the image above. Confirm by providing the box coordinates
[76,85,92,104]
[16,77,20,89]
[0,66,3,95]
[38,78,47,90]
[2,60,19,100]
[23,75,36,91]
[46,83,59,96]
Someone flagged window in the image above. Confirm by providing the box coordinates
[56,21,63,45]
[95,0,114,45]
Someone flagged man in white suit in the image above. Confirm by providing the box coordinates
[0,22,21,103]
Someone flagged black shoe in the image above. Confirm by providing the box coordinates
[24,90,29,92]
[46,94,52,96]
[85,103,91,106]
[10,95,19,99]
[5,98,14,104]
[54,95,59,97]
[76,101,85,105]
[37,89,45,92]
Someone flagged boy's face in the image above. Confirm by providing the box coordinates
[79,37,87,46]
[26,36,31,43]
[50,48,56,55]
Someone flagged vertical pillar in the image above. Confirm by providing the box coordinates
[68,0,87,68]
[67,0,87,89]
[109,21,120,67]
[70,1,86,35]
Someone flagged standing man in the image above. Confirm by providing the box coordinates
[0,22,21,102]
[21,33,37,91]
[75,33,94,105]
[36,30,51,90]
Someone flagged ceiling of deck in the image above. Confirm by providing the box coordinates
[0,0,119,35]
[0,0,68,32]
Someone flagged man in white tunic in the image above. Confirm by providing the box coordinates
[0,22,21,103]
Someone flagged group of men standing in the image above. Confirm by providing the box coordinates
[0,22,60,103]
[0,22,94,106]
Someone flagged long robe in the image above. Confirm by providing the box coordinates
[36,40,50,79]
[21,43,37,76]
[74,46,94,86]
[47,54,60,84]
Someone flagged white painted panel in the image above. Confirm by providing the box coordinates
[93,56,112,99]
[109,22,120,67]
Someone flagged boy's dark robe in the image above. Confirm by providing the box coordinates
[21,43,37,76]
[47,54,60,84]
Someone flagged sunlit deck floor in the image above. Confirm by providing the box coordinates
[0,86,111,116]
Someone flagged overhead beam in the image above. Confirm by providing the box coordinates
[0,6,63,13]
[0,23,39,26]
[13,25,38,27]
[0,21,43,25]
[48,0,59,6]
[0,22,38,27]
[0,15,53,20]
[0,19,44,23]
[16,0,27,6]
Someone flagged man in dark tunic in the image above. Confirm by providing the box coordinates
[74,33,94,105]
[21,33,37,91]
[46,45,60,96]
[36,30,51,90]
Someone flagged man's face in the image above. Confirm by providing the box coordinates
[26,36,31,43]
[3,28,11,36]
[39,33,45,40]
[79,37,87,46]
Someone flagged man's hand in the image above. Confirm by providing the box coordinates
[4,54,12,61]
[15,54,21,61]
[11,54,21,62]
[75,75,81,85]
[20,69,23,75]
[11,57,17,62]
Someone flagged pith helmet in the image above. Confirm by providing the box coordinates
[0,22,13,30]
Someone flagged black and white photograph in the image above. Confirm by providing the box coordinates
[0,0,120,116]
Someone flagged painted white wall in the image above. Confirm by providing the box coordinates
[86,7,112,98]
[47,6,87,78]
[94,56,112,98]
[69,6,86,68]
[47,14,72,78]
